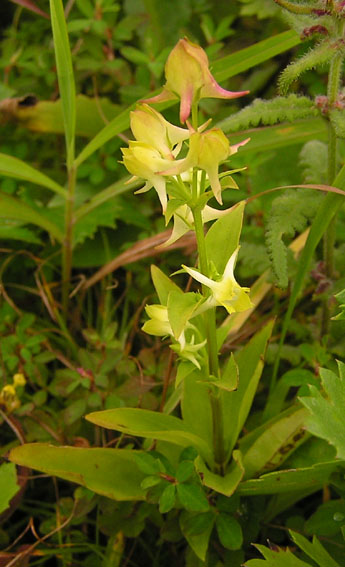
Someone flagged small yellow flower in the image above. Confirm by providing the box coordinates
[182,247,253,315]
[13,373,26,387]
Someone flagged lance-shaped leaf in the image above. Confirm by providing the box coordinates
[0,153,66,197]
[86,408,214,465]
[0,193,64,242]
[50,0,76,168]
[9,444,146,500]
[195,450,244,497]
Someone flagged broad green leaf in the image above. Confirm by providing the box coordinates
[86,408,213,465]
[180,510,215,561]
[50,0,76,168]
[242,408,308,479]
[9,444,145,500]
[4,95,122,138]
[179,511,214,536]
[167,291,203,338]
[151,265,183,306]
[290,532,340,567]
[0,462,20,514]
[0,153,66,196]
[238,460,342,495]
[216,513,243,550]
[205,201,244,275]
[245,543,312,567]
[212,30,300,82]
[195,451,244,497]
[75,31,301,167]
[176,483,209,512]
[176,460,195,483]
[223,321,274,455]
[300,362,345,459]
[0,193,64,242]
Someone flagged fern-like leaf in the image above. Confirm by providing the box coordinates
[299,140,327,184]
[278,42,336,95]
[265,189,323,288]
[220,95,317,133]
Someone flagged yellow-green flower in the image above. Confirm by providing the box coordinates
[121,142,175,212]
[130,104,190,159]
[182,247,253,314]
[142,304,206,369]
[143,38,248,123]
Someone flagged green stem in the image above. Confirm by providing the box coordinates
[62,165,77,315]
[192,204,225,474]
[322,22,344,335]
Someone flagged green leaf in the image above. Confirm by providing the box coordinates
[300,362,345,459]
[9,444,146,500]
[50,0,76,167]
[238,461,342,495]
[180,510,215,561]
[212,30,301,82]
[0,462,20,514]
[5,95,122,139]
[217,353,238,392]
[151,265,183,306]
[205,201,244,275]
[167,291,203,339]
[216,513,243,550]
[176,460,195,483]
[195,450,244,497]
[0,153,66,196]
[242,408,308,479]
[0,222,41,244]
[176,483,209,512]
[179,510,215,536]
[0,193,64,242]
[159,484,176,514]
[244,543,312,567]
[86,408,213,465]
[181,370,213,458]
[290,531,340,567]
[304,499,345,538]
[223,321,274,455]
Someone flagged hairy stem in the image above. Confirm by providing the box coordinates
[322,24,344,335]
[62,165,77,315]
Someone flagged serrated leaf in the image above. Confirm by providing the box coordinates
[244,543,312,566]
[290,532,339,567]
[216,513,243,550]
[300,363,345,459]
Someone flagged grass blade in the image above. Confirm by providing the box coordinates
[0,153,66,196]
[49,0,76,168]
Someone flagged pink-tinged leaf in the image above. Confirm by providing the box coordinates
[9,0,50,19]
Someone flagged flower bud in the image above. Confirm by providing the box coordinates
[143,38,248,123]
